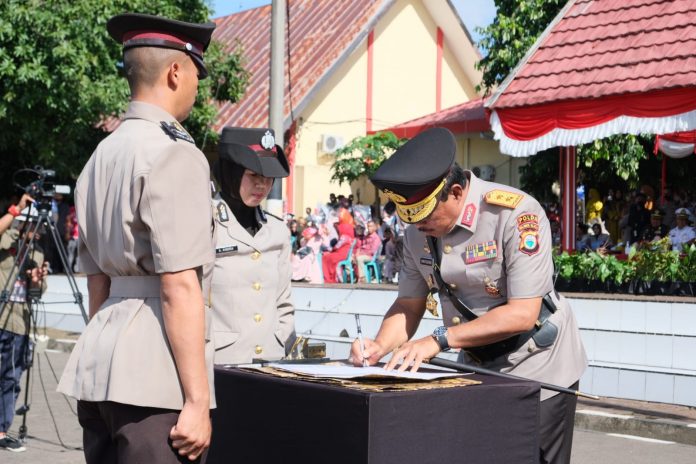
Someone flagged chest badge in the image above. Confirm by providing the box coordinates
[425,275,439,317]
[464,241,497,264]
[484,276,502,298]
[217,203,229,222]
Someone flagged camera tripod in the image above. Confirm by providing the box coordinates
[0,201,88,441]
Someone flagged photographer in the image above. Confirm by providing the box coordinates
[0,194,48,452]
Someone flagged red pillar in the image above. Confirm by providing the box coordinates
[560,146,576,251]
[366,30,374,134]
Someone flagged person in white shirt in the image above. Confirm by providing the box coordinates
[669,208,696,251]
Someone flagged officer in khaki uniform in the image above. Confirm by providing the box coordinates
[351,128,587,464]
[57,13,216,463]
[210,127,294,364]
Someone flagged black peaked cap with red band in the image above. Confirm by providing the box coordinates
[218,127,290,179]
[107,13,216,79]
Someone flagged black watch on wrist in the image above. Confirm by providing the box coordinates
[431,326,450,352]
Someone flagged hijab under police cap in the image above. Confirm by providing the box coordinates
[107,13,216,79]
[370,127,456,223]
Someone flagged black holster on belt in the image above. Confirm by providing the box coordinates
[426,236,559,364]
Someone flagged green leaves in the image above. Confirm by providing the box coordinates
[0,0,248,196]
[329,132,406,186]
[476,0,567,95]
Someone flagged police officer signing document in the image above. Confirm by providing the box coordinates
[58,13,216,463]
[350,128,587,464]
[210,127,295,364]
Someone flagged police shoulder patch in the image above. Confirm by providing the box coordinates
[485,189,524,209]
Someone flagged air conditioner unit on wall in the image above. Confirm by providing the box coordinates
[321,134,345,153]
[472,164,496,181]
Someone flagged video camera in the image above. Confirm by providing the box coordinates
[13,166,71,209]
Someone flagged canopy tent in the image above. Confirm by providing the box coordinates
[654,130,696,204]
[486,0,696,250]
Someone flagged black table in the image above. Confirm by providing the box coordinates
[208,367,540,464]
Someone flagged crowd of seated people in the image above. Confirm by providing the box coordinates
[544,185,696,254]
[288,193,404,284]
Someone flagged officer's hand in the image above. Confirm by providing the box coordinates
[170,401,211,461]
[17,194,34,210]
[385,336,440,373]
[349,338,385,367]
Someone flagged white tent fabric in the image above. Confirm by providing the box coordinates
[490,108,696,157]
[656,139,695,158]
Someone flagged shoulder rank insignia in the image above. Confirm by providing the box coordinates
[160,121,195,144]
[485,189,523,209]
[217,202,229,222]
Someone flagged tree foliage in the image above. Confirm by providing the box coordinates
[330,132,405,185]
[476,0,650,190]
[330,131,406,208]
[0,0,248,197]
[476,0,566,96]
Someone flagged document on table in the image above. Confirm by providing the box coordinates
[266,363,465,381]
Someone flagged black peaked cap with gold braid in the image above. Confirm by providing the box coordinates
[370,127,455,223]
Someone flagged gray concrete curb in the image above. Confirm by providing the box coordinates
[575,406,696,446]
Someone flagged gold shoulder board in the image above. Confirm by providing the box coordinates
[484,189,523,208]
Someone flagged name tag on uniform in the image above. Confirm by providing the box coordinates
[216,245,238,256]
[420,257,433,266]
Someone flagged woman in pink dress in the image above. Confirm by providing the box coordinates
[291,227,324,283]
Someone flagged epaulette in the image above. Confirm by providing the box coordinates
[263,210,284,222]
[484,189,524,209]
[160,121,195,144]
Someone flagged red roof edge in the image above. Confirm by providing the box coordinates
[370,98,490,138]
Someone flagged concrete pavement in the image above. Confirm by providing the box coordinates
[3,337,696,462]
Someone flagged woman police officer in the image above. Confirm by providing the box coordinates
[210,127,295,364]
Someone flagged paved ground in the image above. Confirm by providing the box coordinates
[3,347,696,463]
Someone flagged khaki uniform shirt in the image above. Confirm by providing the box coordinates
[211,196,294,364]
[57,101,215,410]
[399,171,587,400]
[0,229,45,335]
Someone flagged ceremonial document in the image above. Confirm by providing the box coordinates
[267,363,464,381]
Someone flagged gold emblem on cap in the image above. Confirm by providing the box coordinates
[443,244,452,254]
[383,189,407,203]
[384,178,447,224]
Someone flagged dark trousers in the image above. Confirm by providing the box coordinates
[539,381,579,464]
[0,329,29,433]
[77,400,207,464]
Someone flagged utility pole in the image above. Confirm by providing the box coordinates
[267,0,286,216]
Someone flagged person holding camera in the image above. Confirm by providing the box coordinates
[0,194,48,452]
[57,13,217,463]
[210,127,295,364]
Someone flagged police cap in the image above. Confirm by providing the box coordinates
[218,127,290,178]
[676,207,691,219]
[107,13,216,79]
[370,127,456,223]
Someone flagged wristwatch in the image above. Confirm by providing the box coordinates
[431,326,450,352]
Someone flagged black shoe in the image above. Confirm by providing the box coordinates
[0,435,26,452]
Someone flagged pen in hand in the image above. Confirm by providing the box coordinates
[355,314,368,367]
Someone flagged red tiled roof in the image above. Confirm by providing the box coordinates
[212,0,388,132]
[491,0,696,109]
[376,98,489,138]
